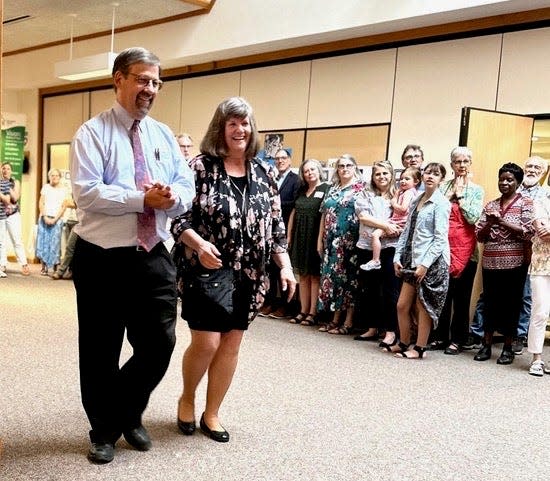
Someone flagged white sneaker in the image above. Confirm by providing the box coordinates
[529,360,544,377]
[360,260,381,271]
[0,270,7,278]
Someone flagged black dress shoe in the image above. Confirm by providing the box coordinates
[200,413,229,443]
[123,425,152,451]
[474,345,492,361]
[88,442,115,464]
[177,418,196,435]
[496,348,515,365]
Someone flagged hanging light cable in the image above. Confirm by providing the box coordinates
[54,4,119,81]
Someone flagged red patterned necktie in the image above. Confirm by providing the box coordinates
[131,120,159,251]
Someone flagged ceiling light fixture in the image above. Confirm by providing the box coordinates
[54,3,119,81]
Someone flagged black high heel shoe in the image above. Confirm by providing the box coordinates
[177,418,196,435]
[200,413,229,443]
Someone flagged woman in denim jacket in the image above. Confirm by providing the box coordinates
[391,162,451,359]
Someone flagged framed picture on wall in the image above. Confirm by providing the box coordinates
[258,130,306,167]
[263,133,284,161]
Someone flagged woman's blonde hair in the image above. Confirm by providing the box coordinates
[369,160,396,198]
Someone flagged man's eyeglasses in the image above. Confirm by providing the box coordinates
[275,155,289,161]
[337,164,355,170]
[525,163,543,171]
[404,154,422,160]
[127,73,163,91]
[452,159,470,165]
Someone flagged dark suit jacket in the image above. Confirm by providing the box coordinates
[278,171,301,227]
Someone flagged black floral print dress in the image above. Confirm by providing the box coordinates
[171,153,288,324]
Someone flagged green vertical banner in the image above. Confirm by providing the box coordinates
[1,113,27,182]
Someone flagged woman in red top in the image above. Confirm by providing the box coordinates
[474,162,534,365]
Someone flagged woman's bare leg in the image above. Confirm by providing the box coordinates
[204,329,244,430]
[309,275,320,315]
[415,298,433,348]
[395,282,416,348]
[178,330,220,422]
[299,275,311,315]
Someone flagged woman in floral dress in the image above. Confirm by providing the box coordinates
[316,154,365,334]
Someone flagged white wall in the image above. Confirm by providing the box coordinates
[1,0,543,91]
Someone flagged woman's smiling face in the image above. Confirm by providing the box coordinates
[224,116,251,155]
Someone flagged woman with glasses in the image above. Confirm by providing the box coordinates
[316,154,365,334]
[431,147,484,354]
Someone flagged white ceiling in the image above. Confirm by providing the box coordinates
[3,0,550,56]
[2,0,207,53]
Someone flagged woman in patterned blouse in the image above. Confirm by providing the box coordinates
[171,97,296,442]
[474,162,534,365]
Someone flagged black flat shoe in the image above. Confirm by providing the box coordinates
[353,334,378,341]
[200,413,229,443]
[474,345,492,361]
[177,418,196,435]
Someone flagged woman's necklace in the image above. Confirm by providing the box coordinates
[229,176,247,214]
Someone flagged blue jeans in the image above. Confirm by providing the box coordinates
[516,276,531,338]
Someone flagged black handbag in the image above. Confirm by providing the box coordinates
[181,268,235,320]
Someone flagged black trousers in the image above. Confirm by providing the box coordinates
[482,264,527,338]
[72,238,177,443]
[356,247,400,333]
[435,260,478,346]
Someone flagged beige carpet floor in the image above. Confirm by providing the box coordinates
[1,261,549,481]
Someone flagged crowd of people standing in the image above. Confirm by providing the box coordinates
[276,146,549,374]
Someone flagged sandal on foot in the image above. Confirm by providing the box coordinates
[328,324,352,335]
[383,341,408,354]
[289,313,307,324]
[379,335,397,350]
[444,342,460,355]
[300,314,317,326]
[395,345,426,359]
[318,321,339,332]
[428,340,446,351]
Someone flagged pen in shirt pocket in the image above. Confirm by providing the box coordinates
[154,148,160,161]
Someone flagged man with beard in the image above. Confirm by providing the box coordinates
[513,156,550,354]
[70,47,195,464]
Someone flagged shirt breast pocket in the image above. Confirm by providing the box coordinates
[149,147,173,180]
